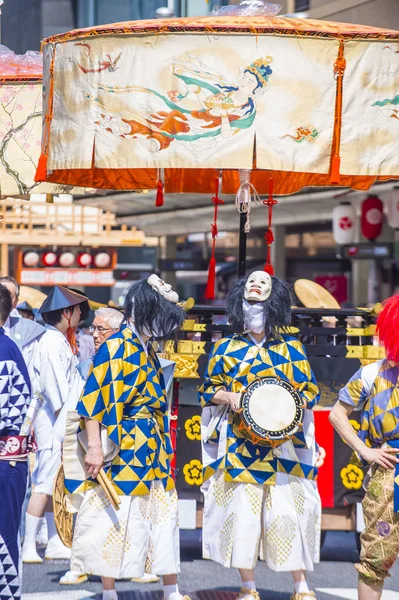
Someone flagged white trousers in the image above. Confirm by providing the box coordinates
[203,471,321,572]
[70,481,180,579]
[32,447,61,495]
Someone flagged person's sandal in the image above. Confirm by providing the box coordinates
[290,592,317,600]
[237,588,261,600]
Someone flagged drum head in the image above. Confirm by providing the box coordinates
[239,377,304,443]
[248,384,296,432]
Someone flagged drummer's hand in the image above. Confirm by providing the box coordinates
[360,446,399,470]
[85,445,104,479]
[224,392,241,412]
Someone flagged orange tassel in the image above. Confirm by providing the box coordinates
[204,255,216,300]
[35,154,47,182]
[331,154,341,184]
[155,179,164,207]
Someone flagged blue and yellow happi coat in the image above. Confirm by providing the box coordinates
[74,325,174,496]
[339,359,399,511]
[199,334,320,486]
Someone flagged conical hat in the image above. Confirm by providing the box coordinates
[19,286,47,309]
[16,301,34,312]
[294,279,340,310]
[39,286,88,314]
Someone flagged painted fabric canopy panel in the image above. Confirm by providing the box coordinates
[37,16,399,195]
[0,58,91,198]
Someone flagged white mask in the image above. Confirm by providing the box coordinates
[244,271,272,302]
[147,274,179,304]
[242,300,265,334]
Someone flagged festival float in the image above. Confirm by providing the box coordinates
[34,0,399,543]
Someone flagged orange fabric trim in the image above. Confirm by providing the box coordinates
[0,74,42,83]
[42,167,399,195]
[35,48,56,183]
[41,17,399,46]
[45,167,158,190]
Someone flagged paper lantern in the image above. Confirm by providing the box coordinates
[23,251,40,267]
[361,196,383,240]
[77,252,92,267]
[93,252,111,268]
[386,189,399,230]
[332,202,356,245]
[42,252,57,267]
[59,252,75,267]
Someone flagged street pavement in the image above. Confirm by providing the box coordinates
[22,532,399,600]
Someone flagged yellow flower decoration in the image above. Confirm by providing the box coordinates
[350,419,360,433]
[183,459,203,486]
[185,415,201,441]
[340,463,364,490]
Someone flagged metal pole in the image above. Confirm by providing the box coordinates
[238,212,247,278]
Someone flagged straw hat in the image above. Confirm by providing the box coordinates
[18,285,47,309]
[294,279,340,310]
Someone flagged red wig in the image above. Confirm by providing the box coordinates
[376,294,399,363]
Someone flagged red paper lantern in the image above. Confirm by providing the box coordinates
[361,196,383,241]
[77,252,92,267]
[42,251,57,267]
[332,202,356,245]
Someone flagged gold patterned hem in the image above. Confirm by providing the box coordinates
[290,592,317,600]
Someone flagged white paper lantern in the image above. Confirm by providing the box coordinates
[93,252,111,268]
[386,189,399,230]
[23,251,40,267]
[59,252,75,267]
[332,202,356,245]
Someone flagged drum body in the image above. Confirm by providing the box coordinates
[237,377,304,446]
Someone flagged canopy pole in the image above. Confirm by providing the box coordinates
[238,213,247,278]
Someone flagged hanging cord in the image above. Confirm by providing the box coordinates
[331,39,346,184]
[235,169,262,233]
[263,177,278,275]
[204,175,224,300]
[65,311,79,355]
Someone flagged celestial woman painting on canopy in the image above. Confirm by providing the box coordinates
[84,52,273,155]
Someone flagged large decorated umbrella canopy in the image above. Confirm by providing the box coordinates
[35,0,399,294]
[36,5,399,194]
[0,45,89,198]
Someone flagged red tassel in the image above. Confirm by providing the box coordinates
[204,255,216,300]
[331,154,341,184]
[155,179,164,207]
[264,263,274,276]
[35,154,47,182]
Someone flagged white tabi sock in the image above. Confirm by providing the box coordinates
[163,584,181,599]
[45,512,58,543]
[294,581,310,594]
[24,514,42,547]
[102,590,117,600]
[242,580,256,591]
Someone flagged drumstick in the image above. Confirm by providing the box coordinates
[99,469,121,508]
[97,469,121,511]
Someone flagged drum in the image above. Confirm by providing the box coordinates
[236,377,305,446]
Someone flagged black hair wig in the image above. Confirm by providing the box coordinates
[0,284,12,324]
[227,276,292,339]
[124,279,184,339]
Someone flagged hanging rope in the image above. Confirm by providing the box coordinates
[204,175,224,300]
[235,169,262,233]
[263,177,278,275]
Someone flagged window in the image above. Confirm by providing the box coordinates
[77,0,169,27]
[295,0,310,11]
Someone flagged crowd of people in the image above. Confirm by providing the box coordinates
[0,271,398,600]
